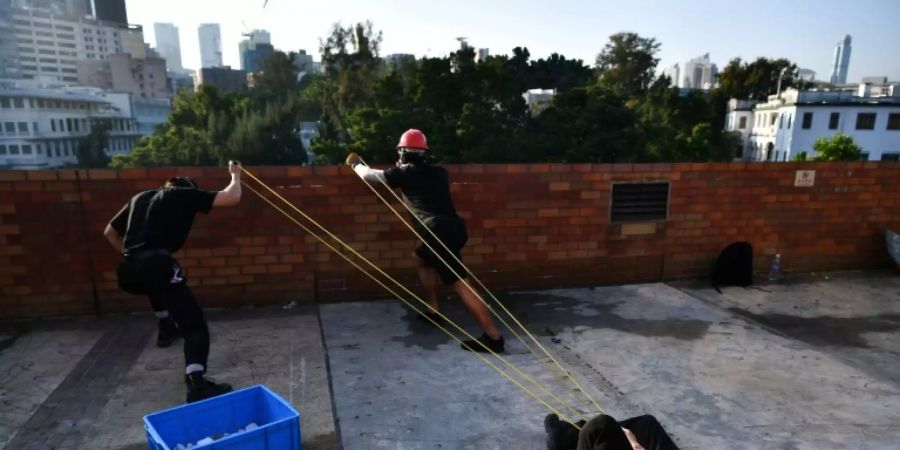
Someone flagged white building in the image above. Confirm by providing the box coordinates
[681,53,718,89]
[100,91,171,136]
[153,22,182,72]
[829,35,852,85]
[724,99,759,159]
[0,81,142,169]
[10,6,128,83]
[522,88,556,115]
[726,84,900,162]
[475,48,489,63]
[662,63,680,86]
[238,29,270,70]
[0,0,20,79]
[198,23,222,68]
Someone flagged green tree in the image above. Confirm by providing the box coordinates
[319,21,383,137]
[812,133,864,161]
[716,57,809,101]
[530,84,643,163]
[595,32,661,96]
[76,120,111,168]
[112,85,247,167]
[528,52,593,92]
[227,99,307,165]
[250,50,299,104]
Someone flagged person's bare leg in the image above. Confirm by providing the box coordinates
[453,280,501,339]
[416,255,439,312]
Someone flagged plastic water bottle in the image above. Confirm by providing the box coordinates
[768,254,782,281]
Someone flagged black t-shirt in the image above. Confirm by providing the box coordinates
[383,163,461,228]
[109,188,217,254]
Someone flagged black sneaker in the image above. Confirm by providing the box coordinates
[544,413,581,450]
[184,372,232,403]
[460,333,505,353]
[157,317,179,348]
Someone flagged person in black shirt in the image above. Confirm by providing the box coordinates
[346,129,504,353]
[103,161,243,403]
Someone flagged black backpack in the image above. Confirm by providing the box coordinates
[712,242,753,293]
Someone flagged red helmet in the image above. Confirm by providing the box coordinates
[397,129,428,150]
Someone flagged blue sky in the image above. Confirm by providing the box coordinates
[127,0,900,83]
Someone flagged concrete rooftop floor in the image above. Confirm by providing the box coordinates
[1,272,899,449]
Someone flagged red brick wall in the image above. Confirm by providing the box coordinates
[2,162,898,319]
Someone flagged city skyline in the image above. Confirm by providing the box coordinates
[127,0,900,83]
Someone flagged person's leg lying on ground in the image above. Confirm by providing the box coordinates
[576,414,632,450]
[162,276,232,403]
[544,413,583,450]
[616,415,679,450]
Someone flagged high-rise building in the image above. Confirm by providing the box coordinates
[154,23,183,72]
[293,49,314,74]
[93,0,126,25]
[168,69,195,93]
[0,0,20,79]
[829,35,852,85]
[238,29,271,71]
[198,66,247,93]
[10,7,127,83]
[198,23,222,68]
[109,53,168,98]
[663,63,680,87]
[475,48,489,63]
[11,0,93,18]
[242,43,274,73]
[681,53,718,90]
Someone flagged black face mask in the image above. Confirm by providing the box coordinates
[398,150,427,165]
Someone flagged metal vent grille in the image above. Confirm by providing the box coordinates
[610,181,669,222]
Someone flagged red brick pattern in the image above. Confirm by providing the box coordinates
[2,162,898,318]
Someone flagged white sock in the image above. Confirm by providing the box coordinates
[155,311,170,319]
[185,364,204,375]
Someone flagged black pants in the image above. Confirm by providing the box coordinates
[118,255,210,370]
[414,217,468,285]
[577,414,678,450]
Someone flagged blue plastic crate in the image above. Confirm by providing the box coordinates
[144,385,301,450]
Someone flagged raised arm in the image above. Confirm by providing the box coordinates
[212,161,242,208]
[346,153,387,184]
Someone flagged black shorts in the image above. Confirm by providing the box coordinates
[415,217,468,285]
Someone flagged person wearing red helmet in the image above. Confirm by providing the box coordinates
[346,129,504,353]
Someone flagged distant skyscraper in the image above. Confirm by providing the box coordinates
[238,29,271,70]
[294,49,314,73]
[0,0,20,79]
[475,48,490,63]
[663,63,680,87]
[93,0,127,24]
[682,53,718,89]
[198,23,223,68]
[242,42,274,73]
[829,35,852,85]
[11,0,92,18]
[154,23,183,72]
